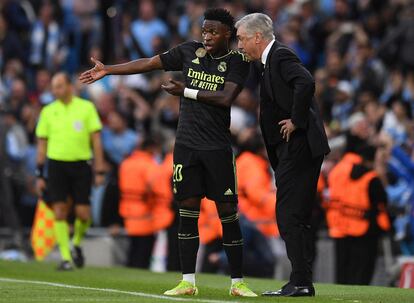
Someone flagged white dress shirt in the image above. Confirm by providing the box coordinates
[261,39,275,65]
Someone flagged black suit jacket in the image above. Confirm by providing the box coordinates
[259,40,330,165]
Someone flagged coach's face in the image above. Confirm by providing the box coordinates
[236,25,261,61]
[202,20,231,56]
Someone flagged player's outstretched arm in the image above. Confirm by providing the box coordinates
[79,55,164,84]
[162,80,242,108]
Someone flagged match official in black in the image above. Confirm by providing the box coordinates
[236,13,330,297]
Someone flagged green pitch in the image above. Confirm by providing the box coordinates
[0,260,413,303]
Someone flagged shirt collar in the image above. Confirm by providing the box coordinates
[261,39,275,65]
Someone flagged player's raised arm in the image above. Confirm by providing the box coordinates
[79,55,163,84]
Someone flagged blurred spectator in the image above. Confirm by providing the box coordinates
[236,136,277,278]
[0,12,26,70]
[0,107,31,230]
[6,78,29,118]
[1,0,31,37]
[381,97,412,146]
[126,0,169,60]
[118,137,173,268]
[102,110,138,165]
[331,80,354,130]
[177,1,205,40]
[29,1,67,72]
[28,68,53,105]
[378,3,414,71]
[0,111,24,248]
[327,145,390,285]
[73,0,102,66]
[387,144,414,255]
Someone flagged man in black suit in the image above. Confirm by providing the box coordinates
[236,13,330,297]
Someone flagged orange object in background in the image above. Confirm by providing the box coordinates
[236,151,278,237]
[198,198,222,244]
[31,200,56,261]
[326,152,390,237]
[326,152,362,238]
[119,150,173,236]
[150,152,174,232]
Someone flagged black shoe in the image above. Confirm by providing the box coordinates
[57,260,74,271]
[71,246,85,268]
[262,282,315,297]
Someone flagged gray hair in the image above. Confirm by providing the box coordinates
[235,13,275,41]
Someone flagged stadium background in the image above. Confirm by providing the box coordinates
[1,0,414,288]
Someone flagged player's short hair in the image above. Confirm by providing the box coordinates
[235,13,275,41]
[204,8,235,30]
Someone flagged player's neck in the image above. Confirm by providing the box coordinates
[209,48,230,59]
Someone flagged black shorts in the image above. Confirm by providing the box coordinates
[47,159,92,205]
[173,144,238,203]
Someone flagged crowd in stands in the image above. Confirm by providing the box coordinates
[1,0,414,285]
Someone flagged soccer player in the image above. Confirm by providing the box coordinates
[35,72,105,270]
[80,8,256,297]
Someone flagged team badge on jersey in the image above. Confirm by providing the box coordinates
[218,61,227,72]
[195,47,207,58]
[73,121,84,131]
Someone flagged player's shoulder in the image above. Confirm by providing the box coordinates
[228,50,250,63]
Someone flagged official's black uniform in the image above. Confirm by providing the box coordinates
[159,41,249,203]
[260,41,330,287]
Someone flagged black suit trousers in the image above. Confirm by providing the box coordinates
[267,130,323,286]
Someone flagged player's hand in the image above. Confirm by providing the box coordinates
[94,174,105,186]
[35,178,46,197]
[161,79,185,96]
[279,119,297,142]
[79,57,107,84]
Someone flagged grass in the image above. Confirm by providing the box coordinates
[0,260,413,303]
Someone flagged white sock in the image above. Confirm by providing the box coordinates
[231,278,243,285]
[183,273,195,285]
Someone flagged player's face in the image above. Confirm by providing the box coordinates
[236,25,260,61]
[201,20,230,55]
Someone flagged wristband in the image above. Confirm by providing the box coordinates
[35,164,45,178]
[183,88,199,100]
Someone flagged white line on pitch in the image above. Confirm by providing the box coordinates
[0,277,240,303]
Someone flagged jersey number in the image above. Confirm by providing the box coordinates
[173,164,183,182]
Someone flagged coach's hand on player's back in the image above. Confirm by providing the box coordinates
[79,57,107,84]
[161,79,185,96]
[35,178,46,197]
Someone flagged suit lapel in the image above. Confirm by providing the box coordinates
[263,41,279,103]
